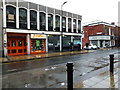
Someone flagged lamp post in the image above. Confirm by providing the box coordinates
[60,1,67,52]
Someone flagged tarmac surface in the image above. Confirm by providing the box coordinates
[1,48,119,89]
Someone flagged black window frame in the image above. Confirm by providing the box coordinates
[68,18,72,33]
[62,17,66,32]
[55,15,60,32]
[30,10,37,30]
[19,8,27,29]
[39,12,46,31]
[6,5,16,28]
[78,20,81,33]
[48,14,53,31]
[73,19,77,33]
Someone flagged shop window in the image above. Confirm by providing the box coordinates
[78,20,81,33]
[6,6,16,28]
[68,18,72,32]
[8,50,10,54]
[18,40,22,46]
[24,49,27,53]
[12,49,16,53]
[18,49,22,53]
[30,10,37,30]
[31,39,45,53]
[40,12,46,31]
[7,41,10,47]
[11,40,16,47]
[48,14,53,31]
[24,40,27,46]
[62,17,66,32]
[73,19,76,33]
[19,8,27,29]
[55,15,60,31]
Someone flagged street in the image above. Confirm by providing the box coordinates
[2,48,119,88]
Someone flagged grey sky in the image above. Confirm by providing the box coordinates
[27,0,119,25]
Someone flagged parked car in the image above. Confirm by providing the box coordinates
[83,44,98,50]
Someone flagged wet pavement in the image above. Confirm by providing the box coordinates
[1,48,120,88]
[0,50,94,63]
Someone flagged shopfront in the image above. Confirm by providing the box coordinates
[7,33,27,56]
[89,35,115,48]
[73,36,82,50]
[30,34,46,54]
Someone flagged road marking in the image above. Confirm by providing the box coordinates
[7,69,18,72]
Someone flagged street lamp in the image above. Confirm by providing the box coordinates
[60,1,67,52]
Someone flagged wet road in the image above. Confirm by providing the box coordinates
[2,48,119,88]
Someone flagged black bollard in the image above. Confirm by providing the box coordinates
[66,62,73,90]
[109,54,114,73]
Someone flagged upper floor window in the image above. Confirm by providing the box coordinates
[40,12,46,31]
[48,14,53,31]
[19,8,27,29]
[6,6,16,28]
[62,17,66,32]
[73,19,76,33]
[30,10,37,30]
[55,15,60,31]
[78,20,81,33]
[68,18,72,32]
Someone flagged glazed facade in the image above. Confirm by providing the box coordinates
[0,0,82,57]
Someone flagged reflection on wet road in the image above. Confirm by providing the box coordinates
[2,48,119,88]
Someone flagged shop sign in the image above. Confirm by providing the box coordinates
[89,36,111,40]
[31,34,46,39]
[8,14,14,20]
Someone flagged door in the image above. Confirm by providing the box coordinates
[100,41,103,47]
[7,37,27,56]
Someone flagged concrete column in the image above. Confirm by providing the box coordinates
[90,40,92,45]
[0,4,3,57]
[27,9,30,29]
[3,0,6,28]
[37,11,40,30]
[60,35,62,52]
[46,35,48,53]
[27,34,30,54]
[46,13,48,31]
[66,17,68,32]
[46,7,48,31]
[103,41,105,48]
[76,19,78,33]
[71,36,74,42]
[16,0,19,28]
[110,40,112,47]
[53,14,55,31]
[98,40,100,48]
[3,30,7,57]
[71,18,73,33]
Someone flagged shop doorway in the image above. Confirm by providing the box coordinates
[7,35,27,56]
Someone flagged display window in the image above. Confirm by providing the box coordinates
[31,39,46,54]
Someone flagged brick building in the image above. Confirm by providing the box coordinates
[82,21,117,48]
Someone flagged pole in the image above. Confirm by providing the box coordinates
[109,54,114,73]
[66,62,73,90]
[61,4,63,52]
[60,1,67,52]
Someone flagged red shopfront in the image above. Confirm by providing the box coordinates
[7,33,27,56]
[30,34,46,54]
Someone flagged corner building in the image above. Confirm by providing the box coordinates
[82,21,116,48]
[0,0,82,57]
